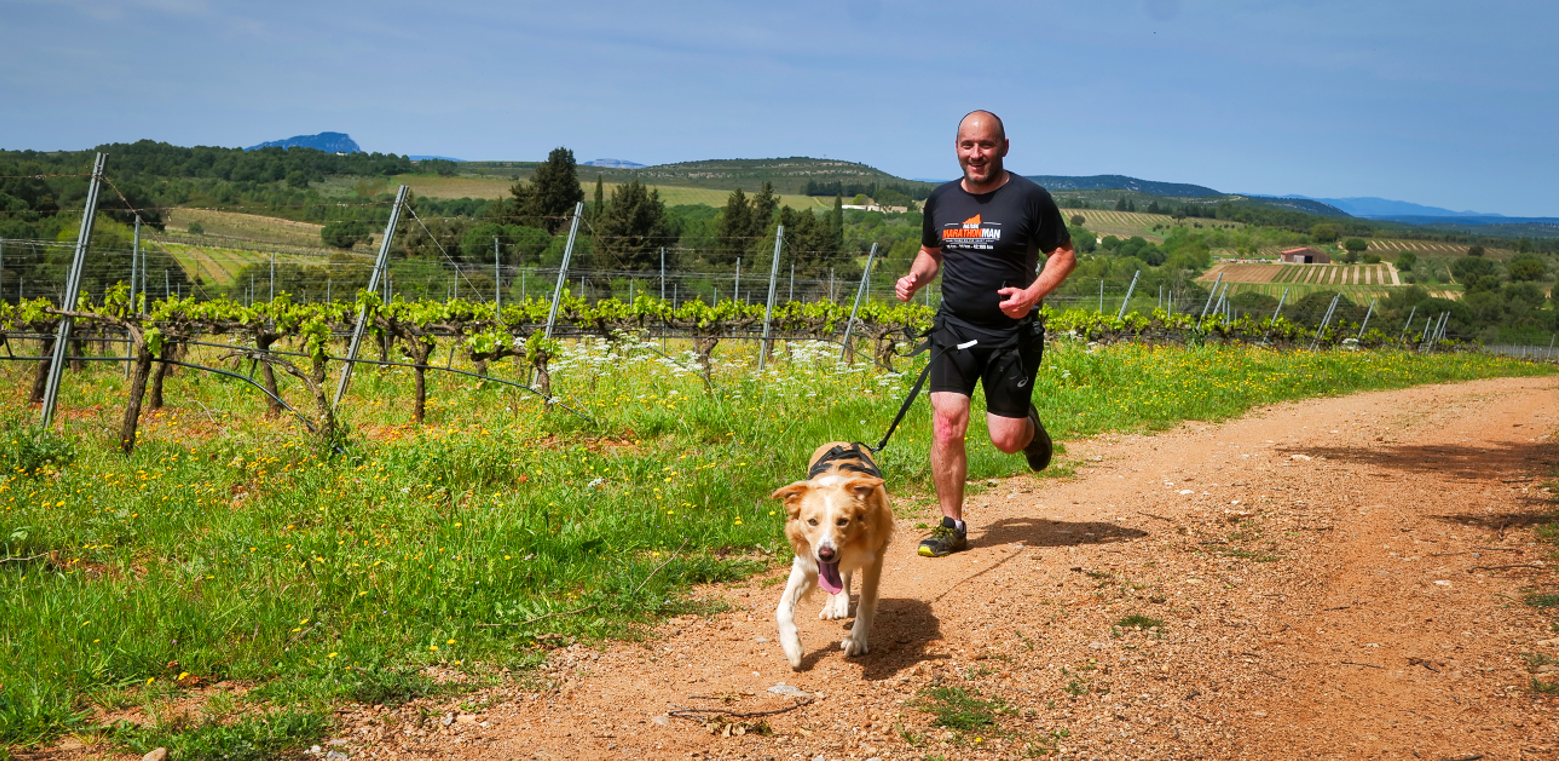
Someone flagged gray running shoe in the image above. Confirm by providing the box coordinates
[918,517,968,557]
[1024,402,1053,471]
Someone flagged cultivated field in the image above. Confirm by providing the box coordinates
[1204,262,1400,287]
[1367,238,1513,258]
[153,242,351,288]
[163,209,328,249]
[1198,261,1468,302]
[1060,209,1247,242]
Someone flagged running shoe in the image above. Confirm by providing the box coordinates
[917,516,968,557]
[1023,402,1053,471]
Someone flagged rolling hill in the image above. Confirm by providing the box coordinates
[1025,174,1222,197]
[463,156,928,196]
[246,131,361,153]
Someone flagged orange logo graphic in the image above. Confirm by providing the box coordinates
[941,213,1002,242]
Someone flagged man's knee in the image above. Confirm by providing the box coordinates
[988,415,1030,454]
[931,395,970,446]
[933,411,967,446]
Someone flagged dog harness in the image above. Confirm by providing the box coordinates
[808,442,884,480]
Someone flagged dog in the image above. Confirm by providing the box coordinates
[771,442,894,670]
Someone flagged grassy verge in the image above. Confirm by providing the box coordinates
[1,331,1553,750]
[1527,457,1559,695]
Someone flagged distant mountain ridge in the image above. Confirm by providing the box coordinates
[1275,195,1559,226]
[1026,174,1347,216]
[1287,195,1489,219]
[246,132,361,153]
[582,158,645,168]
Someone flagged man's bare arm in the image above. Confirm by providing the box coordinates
[996,240,1077,318]
[896,246,943,302]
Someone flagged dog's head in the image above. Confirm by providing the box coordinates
[772,475,884,595]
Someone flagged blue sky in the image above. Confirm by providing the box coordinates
[4,0,1555,216]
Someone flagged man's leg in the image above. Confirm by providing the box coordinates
[930,391,971,522]
[921,391,973,557]
[982,319,1049,469]
[986,412,1032,454]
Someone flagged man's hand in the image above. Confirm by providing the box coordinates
[996,286,1040,319]
[899,247,942,303]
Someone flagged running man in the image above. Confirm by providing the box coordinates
[895,110,1077,557]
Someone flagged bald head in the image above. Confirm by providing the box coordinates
[955,110,1010,192]
[958,110,1006,142]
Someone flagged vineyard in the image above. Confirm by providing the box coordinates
[2,280,1493,466]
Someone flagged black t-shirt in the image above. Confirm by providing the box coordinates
[921,174,1070,329]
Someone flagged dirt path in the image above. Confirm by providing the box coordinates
[329,377,1559,759]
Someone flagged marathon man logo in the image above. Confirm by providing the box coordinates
[940,214,1002,251]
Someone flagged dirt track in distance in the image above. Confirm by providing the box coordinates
[139,377,1559,759]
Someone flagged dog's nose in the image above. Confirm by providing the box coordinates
[817,545,836,561]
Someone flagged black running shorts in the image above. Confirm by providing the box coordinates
[928,317,1046,419]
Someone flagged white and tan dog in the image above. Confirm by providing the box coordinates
[772,442,894,670]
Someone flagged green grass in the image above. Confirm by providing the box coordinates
[109,710,329,761]
[0,329,1553,749]
[910,684,1005,731]
[1114,614,1164,630]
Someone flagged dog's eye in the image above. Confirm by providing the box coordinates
[836,518,849,526]
[807,519,818,526]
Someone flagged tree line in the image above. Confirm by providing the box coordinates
[802,179,932,204]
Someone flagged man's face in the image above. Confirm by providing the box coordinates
[956,118,1009,187]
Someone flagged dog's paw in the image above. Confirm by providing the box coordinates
[818,594,850,620]
[780,630,805,671]
[840,632,869,657]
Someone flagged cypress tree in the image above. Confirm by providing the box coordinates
[718,188,752,265]
[751,181,778,232]
[830,194,844,256]
[598,180,672,271]
[509,147,585,233]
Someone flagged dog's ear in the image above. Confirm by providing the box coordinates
[771,482,809,502]
[772,482,809,518]
[843,476,884,500]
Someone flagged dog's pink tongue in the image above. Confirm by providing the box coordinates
[818,561,843,595]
